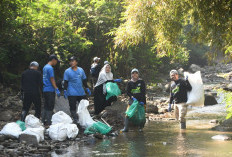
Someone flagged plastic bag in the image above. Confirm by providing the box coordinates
[126,101,146,126]
[25,115,42,128]
[48,123,68,141]
[77,100,95,128]
[84,121,112,135]
[66,124,79,139]
[0,122,22,138]
[106,82,121,100]
[51,111,73,125]
[16,120,26,131]
[184,71,205,107]
[22,126,45,142]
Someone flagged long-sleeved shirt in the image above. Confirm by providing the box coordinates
[21,69,42,94]
[169,78,192,104]
[127,79,146,104]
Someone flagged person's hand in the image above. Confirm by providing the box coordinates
[86,88,91,96]
[132,97,137,102]
[168,104,172,112]
[56,88,61,97]
[140,102,144,106]
[114,79,122,83]
[64,90,68,99]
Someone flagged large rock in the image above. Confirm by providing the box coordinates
[146,101,158,114]
[204,93,218,106]
[0,111,13,121]
[212,118,232,132]
[189,64,205,73]
[19,134,38,146]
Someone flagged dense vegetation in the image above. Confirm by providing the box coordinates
[0,0,231,86]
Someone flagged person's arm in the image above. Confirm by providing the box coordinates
[83,79,88,88]
[21,72,24,92]
[50,77,58,89]
[38,71,43,94]
[185,79,192,91]
[169,83,174,104]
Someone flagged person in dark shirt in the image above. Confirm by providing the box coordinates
[90,57,101,87]
[21,61,42,121]
[169,69,192,129]
[121,68,146,132]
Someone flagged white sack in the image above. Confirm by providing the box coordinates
[22,126,45,142]
[48,123,68,141]
[184,71,205,107]
[25,114,42,128]
[66,124,79,139]
[77,100,95,128]
[51,111,73,125]
[0,122,22,138]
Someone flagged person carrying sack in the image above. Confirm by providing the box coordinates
[121,68,146,132]
[168,70,192,129]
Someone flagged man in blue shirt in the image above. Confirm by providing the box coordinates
[63,56,91,125]
[42,54,61,125]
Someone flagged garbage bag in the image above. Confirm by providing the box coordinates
[77,100,95,128]
[16,120,26,131]
[84,121,111,135]
[0,122,22,138]
[126,101,146,126]
[66,124,79,139]
[22,126,45,142]
[25,115,42,128]
[184,71,204,107]
[51,111,73,125]
[106,82,121,100]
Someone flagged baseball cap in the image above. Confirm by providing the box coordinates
[49,54,59,62]
[93,57,100,61]
[30,61,39,67]
[131,68,139,74]
[69,56,77,61]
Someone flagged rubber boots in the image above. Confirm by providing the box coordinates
[180,122,186,129]
[21,110,28,122]
[120,117,129,132]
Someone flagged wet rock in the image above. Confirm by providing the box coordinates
[204,94,218,106]
[0,110,13,121]
[146,102,158,114]
[19,134,38,146]
[0,145,4,151]
[189,64,205,73]
[94,133,103,139]
[209,119,218,123]
[212,119,232,132]
[0,135,5,142]
[159,108,168,114]
[211,135,231,141]
[55,149,68,155]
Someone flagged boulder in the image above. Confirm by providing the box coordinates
[19,134,38,146]
[146,103,158,114]
[189,64,204,73]
[0,111,13,121]
[212,118,232,132]
[204,94,218,106]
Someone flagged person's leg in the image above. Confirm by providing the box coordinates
[21,93,32,121]
[42,92,49,124]
[44,92,55,125]
[121,105,130,132]
[174,103,179,121]
[68,96,78,124]
[178,103,188,129]
[33,93,41,119]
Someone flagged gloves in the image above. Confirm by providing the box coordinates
[56,88,61,97]
[140,102,144,106]
[132,97,137,101]
[168,104,172,112]
[64,90,68,99]
[114,79,122,83]
[86,88,91,96]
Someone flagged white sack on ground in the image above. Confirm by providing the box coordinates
[66,124,79,139]
[77,100,95,128]
[25,114,42,128]
[0,122,22,138]
[184,71,205,107]
[51,111,73,125]
[22,126,45,142]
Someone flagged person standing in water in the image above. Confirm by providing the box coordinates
[121,68,146,132]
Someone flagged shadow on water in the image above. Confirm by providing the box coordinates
[52,120,232,157]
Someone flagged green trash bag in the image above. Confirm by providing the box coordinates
[84,121,112,135]
[16,120,26,131]
[125,101,146,126]
[105,82,121,100]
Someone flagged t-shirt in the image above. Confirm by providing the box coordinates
[63,67,87,96]
[43,64,55,92]
[127,79,146,104]
[21,69,42,94]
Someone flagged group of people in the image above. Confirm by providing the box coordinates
[20,54,192,132]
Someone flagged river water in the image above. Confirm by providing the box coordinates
[51,119,232,157]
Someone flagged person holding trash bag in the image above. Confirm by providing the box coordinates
[63,56,91,125]
[94,63,121,115]
[42,54,60,126]
[121,68,146,132]
[20,61,42,121]
[168,69,192,129]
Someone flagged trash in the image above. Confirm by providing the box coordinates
[106,82,121,100]
[77,100,96,128]
[184,71,204,107]
[211,135,231,141]
[22,126,45,142]
[0,122,22,138]
[25,114,42,128]
[51,111,73,125]
[48,123,79,141]
[126,100,146,126]
[84,121,112,135]
[16,120,26,131]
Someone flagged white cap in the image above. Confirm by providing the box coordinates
[93,57,100,61]
[30,61,39,67]
[170,69,178,76]
[131,68,139,73]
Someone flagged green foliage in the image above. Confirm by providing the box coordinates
[218,89,232,119]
